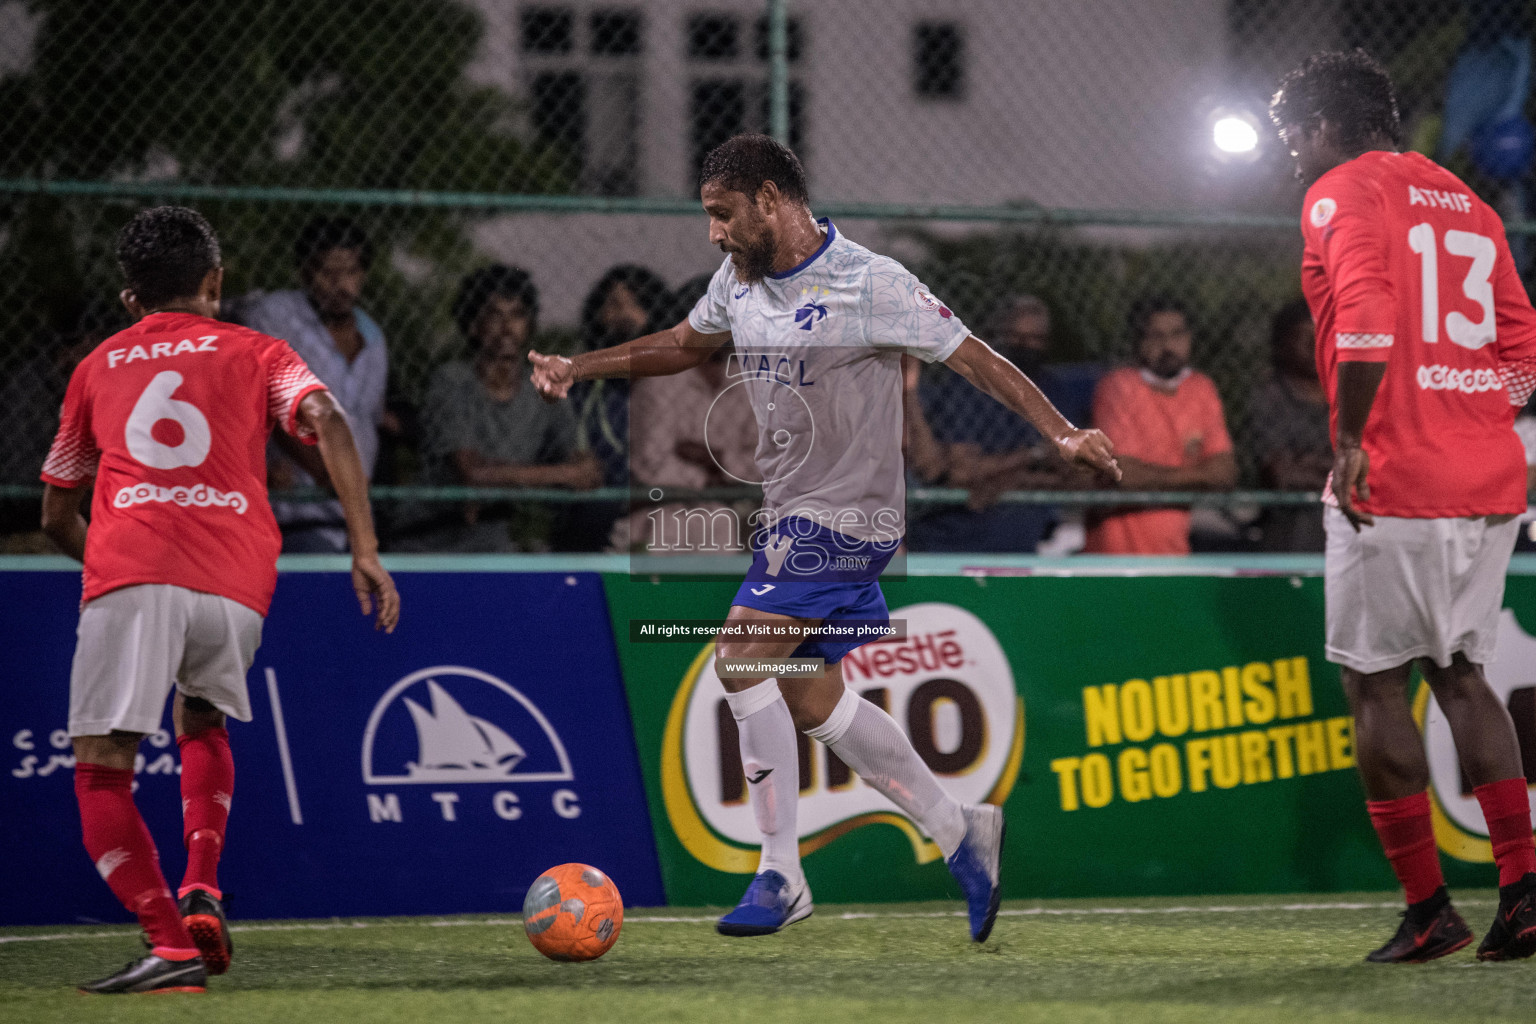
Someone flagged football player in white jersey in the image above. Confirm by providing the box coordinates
[533,135,1118,942]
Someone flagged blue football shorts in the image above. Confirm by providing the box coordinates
[729,515,900,663]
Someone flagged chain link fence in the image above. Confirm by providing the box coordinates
[2,0,1533,552]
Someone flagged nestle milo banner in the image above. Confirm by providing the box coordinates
[607,571,1536,904]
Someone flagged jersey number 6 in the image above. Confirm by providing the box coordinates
[125,370,213,470]
[1406,223,1496,350]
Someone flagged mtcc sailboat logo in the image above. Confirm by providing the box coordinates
[363,666,574,785]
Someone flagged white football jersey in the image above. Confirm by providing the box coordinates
[688,219,969,541]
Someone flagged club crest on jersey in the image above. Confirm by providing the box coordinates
[913,287,953,318]
[794,286,830,331]
[1310,197,1337,228]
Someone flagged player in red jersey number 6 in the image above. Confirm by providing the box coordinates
[39,207,400,994]
[1272,52,1536,964]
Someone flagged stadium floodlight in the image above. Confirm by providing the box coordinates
[1211,110,1261,158]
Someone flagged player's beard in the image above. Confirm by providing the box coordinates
[725,226,778,285]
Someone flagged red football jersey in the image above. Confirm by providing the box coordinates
[1301,150,1536,517]
[41,311,327,614]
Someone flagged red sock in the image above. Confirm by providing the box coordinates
[1473,777,1536,887]
[1367,791,1444,905]
[74,762,198,959]
[177,728,233,899]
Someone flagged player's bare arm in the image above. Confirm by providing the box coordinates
[298,389,400,632]
[39,483,89,562]
[271,426,332,489]
[529,320,729,400]
[1330,360,1385,531]
[943,335,1121,480]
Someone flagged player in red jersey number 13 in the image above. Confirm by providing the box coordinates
[1272,51,1536,965]
[39,207,400,994]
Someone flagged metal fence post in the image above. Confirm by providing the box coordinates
[767,0,790,145]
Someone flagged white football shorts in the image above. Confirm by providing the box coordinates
[69,583,264,737]
[1324,507,1519,673]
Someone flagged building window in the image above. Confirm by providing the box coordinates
[753,15,803,63]
[521,7,574,54]
[530,70,586,155]
[591,10,642,56]
[913,22,965,99]
[521,5,643,195]
[691,79,746,173]
[688,14,740,60]
[686,11,807,182]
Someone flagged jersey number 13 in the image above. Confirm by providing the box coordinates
[1406,224,1496,350]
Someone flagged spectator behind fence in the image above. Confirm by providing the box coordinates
[906,295,1092,552]
[560,264,674,549]
[575,264,674,482]
[0,302,121,549]
[1085,296,1237,554]
[613,274,756,553]
[242,217,389,552]
[1249,299,1331,551]
[406,265,601,552]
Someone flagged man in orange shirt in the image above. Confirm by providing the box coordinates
[1085,297,1238,553]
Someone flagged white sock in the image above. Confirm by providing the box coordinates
[807,687,968,858]
[723,680,803,884]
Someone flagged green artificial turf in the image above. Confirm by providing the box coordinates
[2,893,1531,1023]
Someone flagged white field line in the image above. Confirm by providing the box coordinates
[0,899,1496,946]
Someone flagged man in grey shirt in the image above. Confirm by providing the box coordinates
[408,265,599,551]
[532,135,1118,944]
[242,217,387,552]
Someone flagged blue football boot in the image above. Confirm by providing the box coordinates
[716,870,814,937]
[946,804,1005,942]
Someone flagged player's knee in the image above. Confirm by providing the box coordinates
[72,731,142,770]
[1422,662,1489,706]
[786,694,826,733]
[1341,666,1408,709]
[713,643,757,692]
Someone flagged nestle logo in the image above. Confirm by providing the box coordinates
[844,630,965,678]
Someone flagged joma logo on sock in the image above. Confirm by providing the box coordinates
[661,603,1023,874]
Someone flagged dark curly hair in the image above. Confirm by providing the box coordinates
[295,215,374,271]
[1269,297,1314,370]
[115,206,222,308]
[1269,49,1402,151]
[580,264,673,349]
[452,264,539,348]
[698,133,809,204]
[1126,294,1191,346]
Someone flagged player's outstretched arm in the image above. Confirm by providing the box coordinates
[40,484,89,562]
[529,319,730,400]
[1331,361,1385,531]
[297,390,400,632]
[943,336,1121,481]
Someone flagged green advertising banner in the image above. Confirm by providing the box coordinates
[605,569,1536,906]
